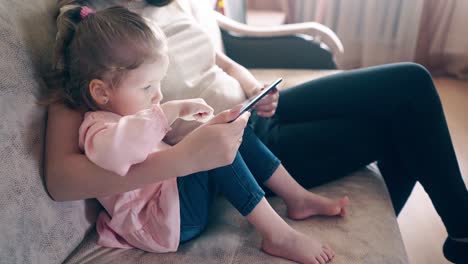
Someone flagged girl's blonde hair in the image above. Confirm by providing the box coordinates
[48,4,167,110]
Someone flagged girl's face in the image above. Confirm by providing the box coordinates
[107,55,169,116]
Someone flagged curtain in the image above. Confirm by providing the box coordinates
[415,0,468,79]
[288,0,468,79]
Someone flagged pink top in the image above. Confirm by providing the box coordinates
[78,105,181,253]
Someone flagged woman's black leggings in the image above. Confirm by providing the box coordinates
[252,62,468,237]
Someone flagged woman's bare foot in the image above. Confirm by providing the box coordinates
[262,229,335,264]
[287,192,349,220]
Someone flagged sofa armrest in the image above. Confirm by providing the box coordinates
[215,11,343,69]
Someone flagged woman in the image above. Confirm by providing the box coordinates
[46,0,468,262]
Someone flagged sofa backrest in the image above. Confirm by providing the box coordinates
[0,1,99,263]
[0,1,229,263]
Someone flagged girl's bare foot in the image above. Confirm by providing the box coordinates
[262,229,335,264]
[287,192,349,220]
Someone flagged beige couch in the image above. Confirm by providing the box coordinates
[0,0,409,263]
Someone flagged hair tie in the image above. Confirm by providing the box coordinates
[80,6,94,19]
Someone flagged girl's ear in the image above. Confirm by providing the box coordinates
[89,79,111,106]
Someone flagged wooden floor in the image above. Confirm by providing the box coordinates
[398,78,468,264]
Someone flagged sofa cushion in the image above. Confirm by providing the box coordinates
[64,165,408,264]
[0,1,99,263]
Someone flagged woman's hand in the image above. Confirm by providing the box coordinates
[174,107,250,174]
[251,85,280,118]
[214,51,279,118]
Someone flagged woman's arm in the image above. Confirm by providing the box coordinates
[45,103,248,201]
[215,51,279,117]
[215,51,263,98]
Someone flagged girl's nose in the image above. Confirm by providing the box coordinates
[151,92,162,103]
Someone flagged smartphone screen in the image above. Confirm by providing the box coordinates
[229,78,282,122]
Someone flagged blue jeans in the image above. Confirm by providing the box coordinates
[177,126,281,243]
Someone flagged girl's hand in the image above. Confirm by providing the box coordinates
[251,84,280,118]
[177,98,214,122]
[175,108,250,173]
[161,99,214,125]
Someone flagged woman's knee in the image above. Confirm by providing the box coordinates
[395,62,429,74]
[391,62,440,102]
[387,62,432,84]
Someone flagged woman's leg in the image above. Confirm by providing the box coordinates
[254,117,415,214]
[253,63,468,261]
[252,64,432,205]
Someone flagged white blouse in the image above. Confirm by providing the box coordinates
[141,0,248,144]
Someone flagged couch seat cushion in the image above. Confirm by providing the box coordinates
[64,165,408,264]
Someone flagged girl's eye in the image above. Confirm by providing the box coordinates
[143,85,151,90]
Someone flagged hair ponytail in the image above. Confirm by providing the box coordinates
[41,4,83,108]
[54,5,82,71]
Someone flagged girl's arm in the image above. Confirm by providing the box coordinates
[45,103,248,201]
[79,106,171,177]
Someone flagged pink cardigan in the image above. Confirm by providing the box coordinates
[78,105,180,253]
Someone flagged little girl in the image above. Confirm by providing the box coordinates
[52,5,350,263]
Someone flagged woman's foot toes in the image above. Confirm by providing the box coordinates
[443,237,468,263]
[262,230,335,264]
[287,194,350,220]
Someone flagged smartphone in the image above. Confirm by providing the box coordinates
[229,78,283,122]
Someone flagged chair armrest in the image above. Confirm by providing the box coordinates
[214,11,344,61]
[220,30,337,69]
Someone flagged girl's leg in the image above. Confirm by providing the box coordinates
[248,197,335,264]
[210,152,335,264]
[267,165,350,219]
[177,172,215,243]
[240,125,349,219]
